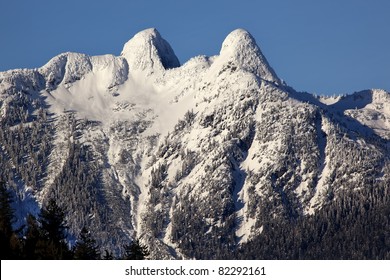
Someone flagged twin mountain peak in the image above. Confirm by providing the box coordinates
[1,28,389,259]
[122,28,280,83]
[20,28,279,91]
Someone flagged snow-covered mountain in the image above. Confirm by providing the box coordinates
[1,28,389,259]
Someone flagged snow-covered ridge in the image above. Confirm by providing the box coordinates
[1,28,282,95]
[38,52,129,91]
[1,27,390,259]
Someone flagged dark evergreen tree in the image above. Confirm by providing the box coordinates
[73,227,100,260]
[40,198,67,243]
[237,184,390,260]
[0,181,21,259]
[22,214,42,259]
[122,238,149,260]
[38,198,72,259]
[0,182,14,234]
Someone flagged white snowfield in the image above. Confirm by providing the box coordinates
[0,28,389,258]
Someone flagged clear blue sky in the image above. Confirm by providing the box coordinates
[1,0,389,95]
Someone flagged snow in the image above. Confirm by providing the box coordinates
[39,52,92,89]
[2,27,390,257]
[121,28,180,74]
[328,89,390,139]
[218,29,280,84]
[318,95,342,105]
[305,114,330,215]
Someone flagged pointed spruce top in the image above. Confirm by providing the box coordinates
[219,29,280,84]
[121,28,180,73]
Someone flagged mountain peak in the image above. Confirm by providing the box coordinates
[121,28,180,74]
[219,28,280,84]
[136,27,160,38]
[220,28,256,53]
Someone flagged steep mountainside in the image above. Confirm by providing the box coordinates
[1,28,389,259]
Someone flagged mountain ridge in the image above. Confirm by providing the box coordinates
[1,28,389,259]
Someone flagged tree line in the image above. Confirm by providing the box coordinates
[0,181,149,260]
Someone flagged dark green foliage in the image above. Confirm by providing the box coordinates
[238,185,390,260]
[0,181,14,240]
[1,180,145,260]
[22,214,42,259]
[40,198,68,243]
[33,198,72,259]
[122,239,149,260]
[171,197,236,259]
[73,227,100,260]
[0,181,22,259]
